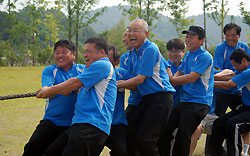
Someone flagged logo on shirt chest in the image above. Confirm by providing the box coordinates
[139,49,145,59]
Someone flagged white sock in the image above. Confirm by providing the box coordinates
[243,144,250,154]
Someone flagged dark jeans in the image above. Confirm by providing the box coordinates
[105,124,128,156]
[22,120,68,156]
[214,92,242,117]
[126,92,173,156]
[44,123,108,156]
[160,102,210,156]
[208,106,250,156]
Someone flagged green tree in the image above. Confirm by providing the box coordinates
[120,0,166,32]
[239,2,250,26]
[208,0,229,42]
[99,19,127,55]
[60,0,104,62]
[73,0,105,63]
[108,19,127,55]
[41,0,65,65]
[5,0,19,66]
[167,0,193,38]
[0,2,35,66]
[202,0,212,49]
[152,39,167,59]
[24,0,48,65]
[10,20,30,65]
[40,13,59,65]
[66,0,74,41]
[239,1,250,44]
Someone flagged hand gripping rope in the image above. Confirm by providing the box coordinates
[0,91,39,101]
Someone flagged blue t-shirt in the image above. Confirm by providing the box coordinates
[168,59,183,107]
[72,58,117,135]
[208,90,216,114]
[232,64,250,107]
[120,51,142,106]
[163,57,170,68]
[111,68,129,126]
[178,47,214,106]
[42,63,85,127]
[214,41,250,94]
[133,39,175,96]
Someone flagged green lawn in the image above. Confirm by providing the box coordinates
[0,66,205,156]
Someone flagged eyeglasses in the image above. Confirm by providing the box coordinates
[127,28,145,33]
[233,62,241,69]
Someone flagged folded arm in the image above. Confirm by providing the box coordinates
[171,71,201,86]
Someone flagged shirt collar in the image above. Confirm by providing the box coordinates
[132,39,150,55]
[189,46,203,54]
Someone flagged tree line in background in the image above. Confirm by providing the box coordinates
[0,0,249,67]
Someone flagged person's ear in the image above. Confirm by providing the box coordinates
[101,49,106,56]
[145,31,149,38]
[242,58,247,64]
[72,52,76,58]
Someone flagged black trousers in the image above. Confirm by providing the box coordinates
[126,92,173,156]
[214,92,242,117]
[22,120,68,156]
[208,105,250,156]
[105,124,128,156]
[125,104,141,156]
[44,123,108,156]
[160,102,210,156]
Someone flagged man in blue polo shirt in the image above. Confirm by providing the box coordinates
[166,38,185,107]
[213,23,250,117]
[120,31,142,108]
[161,26,214,156]
[120,31,143,156]
[22,40,85,156]
[105,45,128,156]
[117,19,175,156]
[37,37,117,156]
[208,49,250,156]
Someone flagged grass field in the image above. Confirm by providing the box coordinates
[0,66,206,156]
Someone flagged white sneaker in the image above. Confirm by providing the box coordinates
[241,153,249,156]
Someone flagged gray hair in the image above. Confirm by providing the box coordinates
[131,19,148,32]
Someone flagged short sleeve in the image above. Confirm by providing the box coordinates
[192,54,213,75]
[232,69,250,89]
[214,45,225,69]
[77,60,113,89]
[41,66,56,87]
[116,68,131,80]
[162,56,170,68]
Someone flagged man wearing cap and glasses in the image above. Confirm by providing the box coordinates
[160,26,214,156]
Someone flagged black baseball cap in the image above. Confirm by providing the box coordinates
[182,26,205,39]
